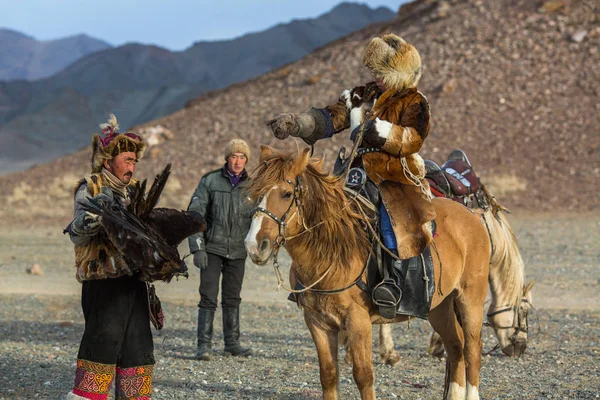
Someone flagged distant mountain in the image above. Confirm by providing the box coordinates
[0,2,394,173]
[0,29,112,81]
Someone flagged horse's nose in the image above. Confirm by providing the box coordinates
[501,344,515,357]
[260,239,270,254]
[513,342,527,357]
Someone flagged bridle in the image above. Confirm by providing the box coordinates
[485,297,531,353]
[250,174,368,295]
[251,175,305,250]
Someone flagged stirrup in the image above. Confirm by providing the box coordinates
[372,279,402,319]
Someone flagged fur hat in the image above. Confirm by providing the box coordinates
[363,34,422,92]
[224,139,250,161]
[91,114,147,173]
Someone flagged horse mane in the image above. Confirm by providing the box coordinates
[248,150,370,271]
[487,209,525,307]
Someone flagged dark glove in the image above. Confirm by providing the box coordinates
[71,211,102,235]
[267,113,300,140]
[92,187,115,209]
[361,119,387,147]
[193,251,208,270]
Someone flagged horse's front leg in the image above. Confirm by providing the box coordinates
[347,308,376,400]
[306,316,340,400]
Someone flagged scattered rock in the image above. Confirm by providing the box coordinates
[570,30,587,43]
[26,264,43,276]
[138,125,175,147]
[441,79,458,95]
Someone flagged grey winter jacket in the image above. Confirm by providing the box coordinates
[187,167,253,260]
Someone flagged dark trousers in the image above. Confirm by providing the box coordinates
[199,253,245,310]
[78,275,155,367]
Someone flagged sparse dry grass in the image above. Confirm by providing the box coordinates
[485,174,527,198]
[1,173,193,220]
[4,173,80,219]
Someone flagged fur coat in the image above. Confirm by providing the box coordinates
[318,82,436,259]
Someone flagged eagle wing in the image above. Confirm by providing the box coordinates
[147,208,207,247]
[79,197,187,282]
[139,163,171,219]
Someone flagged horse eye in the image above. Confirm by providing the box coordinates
[282,191,293,199]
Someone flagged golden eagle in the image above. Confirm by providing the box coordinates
[81,164,206,282]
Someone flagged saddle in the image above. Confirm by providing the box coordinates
[425,149,490,210]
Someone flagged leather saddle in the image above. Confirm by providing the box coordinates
[426,149,490,210]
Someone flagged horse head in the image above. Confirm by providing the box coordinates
[244,146,313,265]
[487,280,535,356]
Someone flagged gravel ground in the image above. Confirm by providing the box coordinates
[1,212,599,399]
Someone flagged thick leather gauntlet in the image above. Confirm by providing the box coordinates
[269,112,314,140]
[71,211,102,236]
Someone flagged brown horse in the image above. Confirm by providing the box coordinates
[379,207,535,363]
[245,147,490,400]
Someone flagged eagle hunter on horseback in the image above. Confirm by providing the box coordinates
[268,33,436,320]
[248,34,491,399]
[63,114,206,400]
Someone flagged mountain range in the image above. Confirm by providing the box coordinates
[0,2,394,173]
[0,29,112,81]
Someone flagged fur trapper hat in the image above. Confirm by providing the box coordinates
[363,34,422,92]
[91,114,147,173]
[224,139,250,161]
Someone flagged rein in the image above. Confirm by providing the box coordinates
[251,175,368,295]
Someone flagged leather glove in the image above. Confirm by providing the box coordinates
[92,187,115,209]
[84,211,102,229]
[71,211,102,235]
[267,113,300,140]
[193,251,208,270]
[361,119,387,147]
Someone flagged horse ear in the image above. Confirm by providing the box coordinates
[291,147,311,176]
[312,157,324,170]
[259,145,273,162]
[524,280,535,295]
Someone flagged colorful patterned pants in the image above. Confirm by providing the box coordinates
[72,275,155,399]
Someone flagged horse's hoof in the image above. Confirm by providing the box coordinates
[384,353,401,367]
[428,345,446,358]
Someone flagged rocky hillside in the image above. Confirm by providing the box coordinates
[0,3,394,173]
[1,0,597,225]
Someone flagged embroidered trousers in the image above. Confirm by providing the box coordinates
[72,275,155,399]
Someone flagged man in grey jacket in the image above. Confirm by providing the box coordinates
[188,139,254,360]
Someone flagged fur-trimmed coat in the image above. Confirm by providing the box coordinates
[316,82,436,258]
[69,174,138,282]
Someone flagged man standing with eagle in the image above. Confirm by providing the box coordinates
[64,114,206,400]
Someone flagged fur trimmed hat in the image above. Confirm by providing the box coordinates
[363,34,422,92]
[91,114,147,173]
[224,139,250,161]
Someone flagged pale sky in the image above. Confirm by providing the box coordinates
[0,0,405,51]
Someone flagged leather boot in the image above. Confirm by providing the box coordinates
[372,252,403,319]
[196,308,214,360]
[222,306,253,357]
